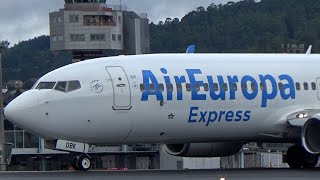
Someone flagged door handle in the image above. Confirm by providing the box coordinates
[117,84,126,87]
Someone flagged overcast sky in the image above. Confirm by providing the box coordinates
[0,0,235,45]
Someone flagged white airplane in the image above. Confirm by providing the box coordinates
[4,52,320,170]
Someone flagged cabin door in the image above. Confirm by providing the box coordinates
[106,66,132,110]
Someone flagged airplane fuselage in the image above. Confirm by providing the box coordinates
[5,54,320,145]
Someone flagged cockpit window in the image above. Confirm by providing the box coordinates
[31,81,39,89]
[54,82,67,92]
[36,82,56,90]
[53,80,81,92]
[68,81,81,92]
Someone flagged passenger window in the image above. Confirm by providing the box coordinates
[260,83,265,91]
[167,83,173,92]
[223,83,228,91]
[186,83,191,92]
[251,83,257,91]
[158,84,164,92]
[149,84,155,91]
[278,83,283,91]
[176,84,183,92]
[204,83,209,91]
[295,82,301,91]
[304,82,309,90]
[194,84,200,91]
[213,83,219,91]
[311,82,316,90]
[232,83,238,91]
[241,83,247,91]
[36,82,56,90]
[140,84,146,92]
[68,81,81,92]
[54,82,67,92]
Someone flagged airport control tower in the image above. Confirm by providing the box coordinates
[50,0,150,62]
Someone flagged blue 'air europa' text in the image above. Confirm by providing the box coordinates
[141,68,296,107]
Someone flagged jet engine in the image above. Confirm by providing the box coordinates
[302,118,320,154]
[164,142,244,157]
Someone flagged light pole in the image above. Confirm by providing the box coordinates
[0,40,9,171]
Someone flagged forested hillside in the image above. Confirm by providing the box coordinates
[3,0,320,82]
[150,0,320,53]
[2,36,71,82]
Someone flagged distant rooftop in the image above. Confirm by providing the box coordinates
[65,0,106,4]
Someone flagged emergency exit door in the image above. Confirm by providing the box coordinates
[106,66,132,110]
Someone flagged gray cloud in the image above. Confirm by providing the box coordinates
[0,0,236,45]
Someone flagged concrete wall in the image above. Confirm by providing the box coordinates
[50,9,123,51]
[50,5,150,55]
[134,19,141,54]
[50,11,65,50]
[136,157,150,169]
[159,146,183,170]
[140,18,150,54]
[183,157,220,169]
[160,147,220,170]
[220,154,241,169]
[261,152,288,168]
[123,11,150,55]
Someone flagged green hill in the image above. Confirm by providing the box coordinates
[150,0,320,53]
[3,0,320,82]
[2,36,71,82]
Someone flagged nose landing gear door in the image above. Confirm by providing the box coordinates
[106,66,132,110]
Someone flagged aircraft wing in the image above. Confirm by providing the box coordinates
[287,109,320,127]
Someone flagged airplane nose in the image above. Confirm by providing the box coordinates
[6,91,39,109]
[4,91,39,124]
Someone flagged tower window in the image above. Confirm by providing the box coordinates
[90,34,105,41]
[70,15,79,22]
[112,34,116,41]
[70,34,85,41]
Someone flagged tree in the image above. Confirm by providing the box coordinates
[196,6,205,12]
[150,0,320,53]
[165,18,172,25]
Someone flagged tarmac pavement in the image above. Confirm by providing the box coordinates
[0,168,316,180]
